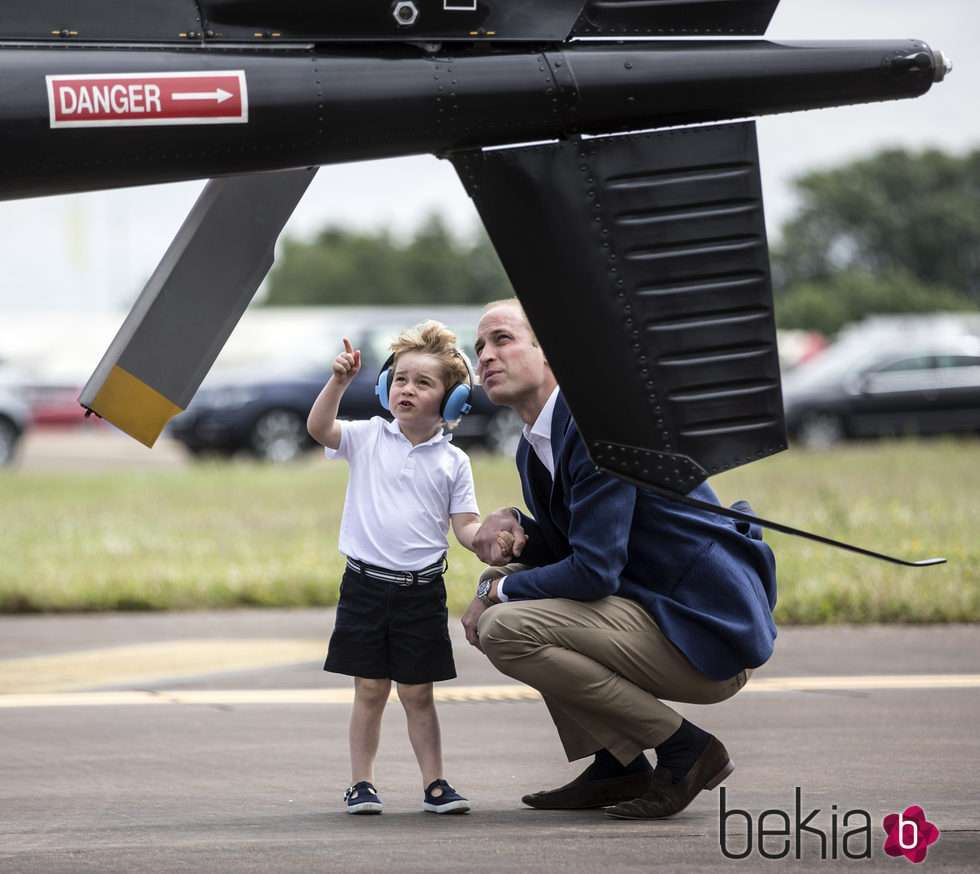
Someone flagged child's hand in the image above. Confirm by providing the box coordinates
[496,530,516,559]
[332,338,361,386]
[473,508,527,565]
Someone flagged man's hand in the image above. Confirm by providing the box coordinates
[461,596,487,653]
[473,507,528,565]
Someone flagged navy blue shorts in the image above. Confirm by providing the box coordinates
[324,566,456,684]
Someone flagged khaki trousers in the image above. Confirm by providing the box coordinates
[476,595,750,766]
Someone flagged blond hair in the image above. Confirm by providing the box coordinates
[482,297,539,346]
[389,320,472,425]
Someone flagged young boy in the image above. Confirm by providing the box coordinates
[307,320,481,815]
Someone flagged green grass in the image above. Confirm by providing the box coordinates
[1,440,977,622]
[711,439,980,623]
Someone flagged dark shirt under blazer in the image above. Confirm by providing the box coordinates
[503,394,778,682]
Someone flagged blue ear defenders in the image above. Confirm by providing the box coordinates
[375,351,474,420]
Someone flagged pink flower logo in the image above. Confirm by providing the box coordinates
[883,806,940,863]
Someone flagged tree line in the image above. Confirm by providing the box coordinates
[262,147,980,336]
[263,215,510,307]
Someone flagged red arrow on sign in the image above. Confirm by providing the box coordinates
[46,71,249,128]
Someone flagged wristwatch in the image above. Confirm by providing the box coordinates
[476,578,493,608]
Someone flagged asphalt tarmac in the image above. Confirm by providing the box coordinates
[1,610,977,872]
[4,432,978,869]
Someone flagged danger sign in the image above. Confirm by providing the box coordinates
[46,71,248,128]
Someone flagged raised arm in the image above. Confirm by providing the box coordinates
[307,337,361,450]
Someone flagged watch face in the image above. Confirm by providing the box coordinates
[477,579,490,597]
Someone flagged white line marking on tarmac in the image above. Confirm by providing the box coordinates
[0,676,977,709]
[0,639,328,695]
[745,674,980,692]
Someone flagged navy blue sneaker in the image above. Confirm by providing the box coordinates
[423,779,470,814]
[345,781,382,814]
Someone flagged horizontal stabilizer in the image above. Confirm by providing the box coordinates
[3,0,199,41]
[78,167,316,446]
[3,0,779,44]
[571,0,780,37]
[454,122,786,492]
[5,0,589,44]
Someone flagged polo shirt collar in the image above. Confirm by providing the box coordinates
[384,418,450,447]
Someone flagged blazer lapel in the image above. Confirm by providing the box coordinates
[523,394,572,515]
[550,394,571,448]
[526,450,552,514]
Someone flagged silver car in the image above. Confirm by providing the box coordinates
[0,366,30,466]
[782,326,980,449]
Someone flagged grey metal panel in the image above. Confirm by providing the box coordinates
[199,0,587,43]
[80,167,315,430]
[3,0,775,43]
[2,0,201,41]
[453,122,786,492]
[571,0,780,37]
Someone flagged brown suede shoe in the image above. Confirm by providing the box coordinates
[605,736,734,820]
[521,767,654,810]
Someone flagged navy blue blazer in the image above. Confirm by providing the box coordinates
[506,394,777,681]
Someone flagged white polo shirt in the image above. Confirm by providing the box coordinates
[326,417,479,571]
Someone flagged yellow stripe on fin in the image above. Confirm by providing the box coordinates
[87,365,183,448]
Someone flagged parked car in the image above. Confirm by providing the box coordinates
[782,327,980,449]
[167,307,523,461]
[0,363,31,466]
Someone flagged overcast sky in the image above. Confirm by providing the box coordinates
[0,0,976,316]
